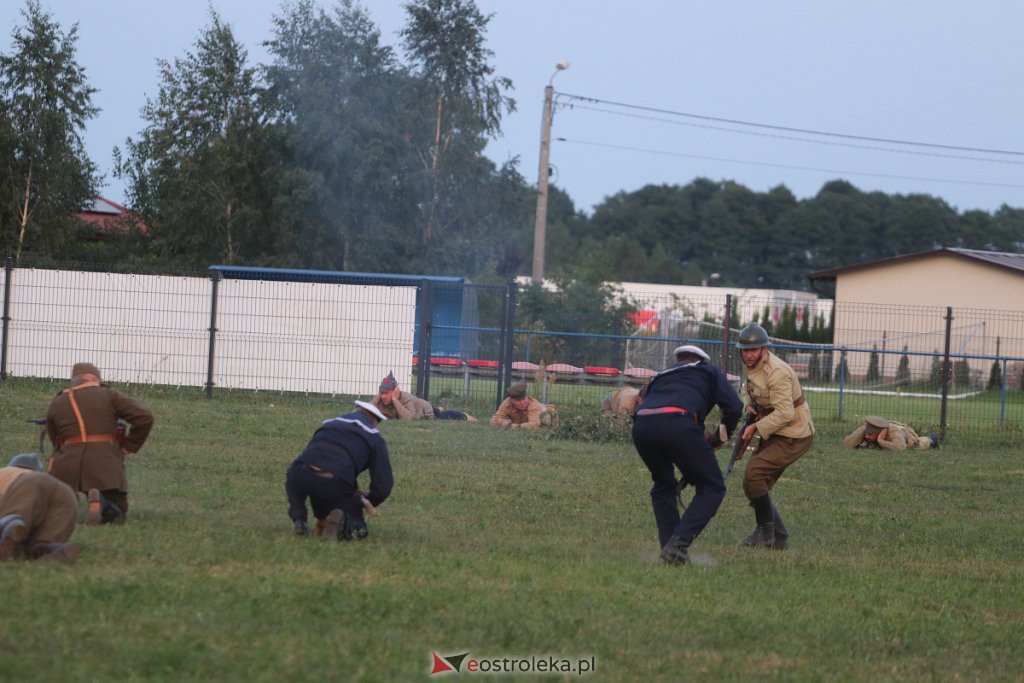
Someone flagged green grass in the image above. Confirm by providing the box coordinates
[426,372,1024,434]
[1,378,1023,682]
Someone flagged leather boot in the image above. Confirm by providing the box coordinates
[771,503,789,550]
[743,494,775,548]
[293,519,309,535]
[322,509,345,541]
[101,498,125,525]
[0,516,28,561]
[659,536,690,565]
[31,543,81,564]
[86,489,102,525]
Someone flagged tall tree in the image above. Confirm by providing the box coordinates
[0,0,98,261]
[117,9,272,266]
[264,0,409,271]
[400,0,515,244]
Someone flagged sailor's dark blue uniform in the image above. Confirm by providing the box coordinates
[631,358,743,554]
[285,410,392,537]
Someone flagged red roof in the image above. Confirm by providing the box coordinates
[75,197,149,238]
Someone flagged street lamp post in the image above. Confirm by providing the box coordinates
[531,60,569,284]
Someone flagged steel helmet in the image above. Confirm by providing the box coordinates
[7,453,43,471]
[736,322,770,349]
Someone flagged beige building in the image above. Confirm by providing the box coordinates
[809,248,1024,387]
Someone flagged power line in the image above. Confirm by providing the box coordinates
[556,92,1024,157]
[558,102,1024,167]
[555,137,1024,190]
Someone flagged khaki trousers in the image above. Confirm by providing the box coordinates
[742,434,814,500]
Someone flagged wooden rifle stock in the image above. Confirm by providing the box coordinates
[726,412,757,476]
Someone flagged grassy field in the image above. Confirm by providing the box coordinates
[1,378,1023,682]
[425,372,1024,434]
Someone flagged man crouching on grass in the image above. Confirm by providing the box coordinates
[285,401,393,541]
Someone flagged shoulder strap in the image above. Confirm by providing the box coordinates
[62,381,101,441]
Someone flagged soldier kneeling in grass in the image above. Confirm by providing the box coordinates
[284,401,393,540]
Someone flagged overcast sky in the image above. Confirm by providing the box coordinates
[5,0,1024,215]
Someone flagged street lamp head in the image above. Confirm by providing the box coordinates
[549,60,570,86]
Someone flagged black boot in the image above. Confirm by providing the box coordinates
[743,494,775,548]
[101,498,125,525]
[771,503,789,550]
[659,536,690,565]
[30,543,81,564]
[0,516,28,561]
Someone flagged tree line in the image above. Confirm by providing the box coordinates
[2,0,1022,292]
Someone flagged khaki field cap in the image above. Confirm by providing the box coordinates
[507,382,528,399]
[71,362,101,380]
[864,416,890,432]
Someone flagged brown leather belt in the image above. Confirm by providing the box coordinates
[307,464,335,479]
[636,406,690,418]
[754,396,806,417]
[57,433,118,447]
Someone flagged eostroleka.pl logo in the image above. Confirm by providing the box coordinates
[430,651,596,676]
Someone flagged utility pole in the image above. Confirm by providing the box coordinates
[531,61,569,284]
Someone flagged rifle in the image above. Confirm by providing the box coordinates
[726,412,758,477]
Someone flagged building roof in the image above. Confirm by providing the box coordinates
[74,196,148,237]
[808,247,1024,281]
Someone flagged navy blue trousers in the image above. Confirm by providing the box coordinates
[632,414,726,548]
[285,461,367,534]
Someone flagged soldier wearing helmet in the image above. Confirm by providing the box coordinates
[733,322,815,550]
[0,453,80,563]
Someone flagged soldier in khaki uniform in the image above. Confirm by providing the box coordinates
[601,386,642,420]
[0,453,80,563]
[733,323,814,550]
[842,416,939,451]
[46,362,154,525]
[489,382,547,429]
[371,372,476,421]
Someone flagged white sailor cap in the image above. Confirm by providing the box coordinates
[673,344,710,361]
[354,400,387,421]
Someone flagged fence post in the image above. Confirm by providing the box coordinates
[416,279,434,401]
[505,282,516,388]
[939,306,953,434]
[205,269,222,398]
[838,348,847,419]
[722,294,732,373]
[0,257,13,381]
[496,280,516,408]
[1000,357,1007,425]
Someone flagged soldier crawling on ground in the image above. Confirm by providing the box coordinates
[841,416,939,451]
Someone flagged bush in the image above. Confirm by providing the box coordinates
[954,359,971,388]
[866,346,880,382]
[987,360,1002,390]
[929,352,942,388]
[546,411,632,444]
[896,346,911,386]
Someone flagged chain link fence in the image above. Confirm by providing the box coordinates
[3,260,1022,432]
